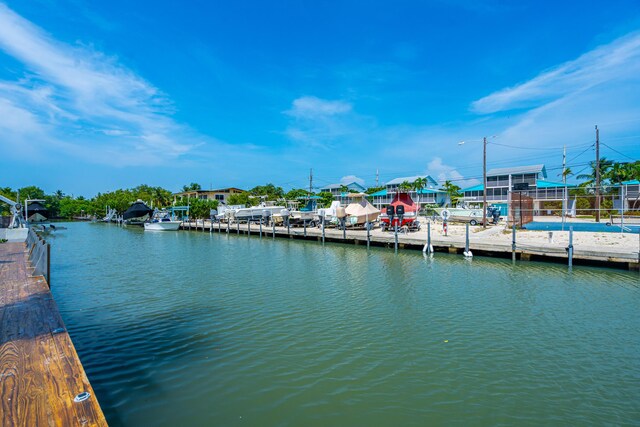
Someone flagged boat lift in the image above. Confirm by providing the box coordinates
[0,193,27,229]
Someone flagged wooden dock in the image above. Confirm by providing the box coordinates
[184,221,640,271]
[0,241,107,426]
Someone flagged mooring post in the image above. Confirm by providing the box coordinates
[394,223,398,254]
[342,219,346,240]
[237,220,239,235]
[512,224,517,264]
[259,219,262,239]
[568,226,574,269]
[272,218,275,238]
[464,223,472,257]
[427,221,432,253]
[248,220,251,236]
[366,221,370,249]
[322,214,325,244]
[304,220,307,237]
[227,219,230,234]
[287,218,290,236]
[218,220,221,233]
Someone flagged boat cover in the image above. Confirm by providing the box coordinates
[390,192,418,213]
[345,198,380,217]
[25,201,49,221]
[123,201,153,220]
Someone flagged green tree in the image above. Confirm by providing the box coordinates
[398,181,412,192]
[182,182,202,192]
[250,183,284,201]
[412,177,427,212]
[576,157,614,187]
[284,188,310,200]
[317,192,335,208]
[227,192,253,206]
[439,180,461,206]
[187,198,219,219]
[365,186,385,194]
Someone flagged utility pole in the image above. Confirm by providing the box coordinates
[595,125,601,222]
[562,145,567,229]
[376,169,379,187]
[483,136,487,229]
[309,168,313,194]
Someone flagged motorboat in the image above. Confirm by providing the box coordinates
[379,192,421,232]
[123,200,153,225]
[434,205,484,225]
[344,193,380,227]
[25,200,49,223]
[144,210,181,231]
[233,201,286,223]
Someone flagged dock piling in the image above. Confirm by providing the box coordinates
[464,223,472,257]
[512,224,516,264]
[394,223,398,254]
[568,226,574,269]
[321,215,325,244]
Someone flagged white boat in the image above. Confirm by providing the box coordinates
[144,219,181,231]
[233,202,285,222]
[144,210,181,231]
[434,206,484,224]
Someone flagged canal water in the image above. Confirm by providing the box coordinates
[50,222,639,426]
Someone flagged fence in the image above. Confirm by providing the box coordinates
[509,192,534,227]
[26,227,50,286]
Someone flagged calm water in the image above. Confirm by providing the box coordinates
[49,222,640,426]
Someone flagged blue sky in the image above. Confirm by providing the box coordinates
[1,0,640,196]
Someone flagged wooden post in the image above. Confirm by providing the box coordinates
[227,219,230,234]
[366,221,370,249]
[568,226,574,269]
[394,223,398,254]
[259,218,262,239]
[272,218,275,238]
[304,219,307,237]
[512,224,517,264]
[322,215,325,244]
[427,221,432,253]
[248,220,251,236]
[237,220,239,235]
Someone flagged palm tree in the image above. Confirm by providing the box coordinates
[412,177,427,213]
[439,180,461,206]
[398,180,412,192]
[576,157,614,187]
[561,167,573,183]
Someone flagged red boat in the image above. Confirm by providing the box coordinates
[379,192,421,232]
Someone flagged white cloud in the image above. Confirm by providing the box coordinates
[0,3,194,165]
[285,96,352,119]
[427,157,478,188]
[340,175,365,186]
[472,31,640,114]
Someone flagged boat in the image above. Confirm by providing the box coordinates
[233,201,286,223]
[144,216,181,231]
[272,197,318,227]
[379,192,421,232]
[316,200,341,224]
[344,193,380,227]
[434,205,484,225]
[123,200,153,225]
[25,200,49,223]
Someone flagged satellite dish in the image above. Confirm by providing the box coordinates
[440,209,450,220]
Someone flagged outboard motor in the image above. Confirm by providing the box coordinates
[386,205,395,227]
[395,205,405,227]
[336,206,347,230]
[262,210,270,224]
[280,209,290,226]
[210,209,218,222]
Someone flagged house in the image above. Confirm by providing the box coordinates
[616,180,640,212]
[369,175,448,208]
[173,188,245,204]
[461,164,575,215]
[318,182,367,203]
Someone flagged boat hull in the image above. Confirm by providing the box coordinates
[144,221,181,231]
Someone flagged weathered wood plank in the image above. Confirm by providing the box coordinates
[0,241,107,426]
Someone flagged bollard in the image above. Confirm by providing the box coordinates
[512,224,516,264]
[568,226,574,269]
[464,223,472,257]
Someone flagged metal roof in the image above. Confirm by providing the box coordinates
[385,175,438,187]
[318,182,366,191]
[536,180,576,188]
[462,184,484,192]
[486,164,547,178]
